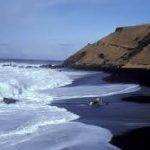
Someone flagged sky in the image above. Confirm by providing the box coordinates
[0,0,149,60]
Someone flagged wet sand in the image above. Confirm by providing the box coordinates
[122,95,150,103]
[111,127,150,150]
[52,71,150,150]
[103,69,150,87]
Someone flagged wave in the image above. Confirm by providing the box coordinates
[0,60,62,69]
[0,105,79,138]
[0,65,139,149]
[44,84,140,100]
[0,66,79,140]
[0,62,41,69]
[0,67,72,101]
[0,122,119,150]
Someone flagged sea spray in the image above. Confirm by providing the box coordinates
[0,62,139,150]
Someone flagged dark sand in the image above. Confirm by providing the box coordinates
[103,69,150,87]
[122,95,150,103]
[111,127,150,150]
[52,71,150,150]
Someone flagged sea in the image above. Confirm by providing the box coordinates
[0,59,140,150]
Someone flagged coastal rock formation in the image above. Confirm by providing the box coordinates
[3,97,19,104]
[64,24,150,70]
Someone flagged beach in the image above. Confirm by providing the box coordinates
[0,61,121,150]
[0,0,149,149]
[0,60,149,149]
[52,70,150,150]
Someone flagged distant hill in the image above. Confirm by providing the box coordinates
[64,24,150,70]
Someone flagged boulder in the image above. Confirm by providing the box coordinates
[89,98,108,106]
[3,98,19,104]
[40,64,53,68]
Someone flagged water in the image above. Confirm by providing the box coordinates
[0,59,140,150]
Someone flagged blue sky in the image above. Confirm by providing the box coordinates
[0,0,149,60]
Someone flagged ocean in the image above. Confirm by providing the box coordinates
[0,59,141,150]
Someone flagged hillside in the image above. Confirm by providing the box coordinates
[64,24,150,70]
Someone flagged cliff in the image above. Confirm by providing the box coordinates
[64,24,150,70]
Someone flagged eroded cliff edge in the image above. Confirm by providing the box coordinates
[64,24,150,70]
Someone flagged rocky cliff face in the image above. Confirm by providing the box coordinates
[64,24,150,70]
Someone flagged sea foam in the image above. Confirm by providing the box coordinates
[43,84,140,100]
[0,66,72,101]
[0,65,78,138]
[0,122,119,150]
[0,63,139,150]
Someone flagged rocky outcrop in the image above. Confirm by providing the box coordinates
[64,24,150,70]
[3,98,19,104]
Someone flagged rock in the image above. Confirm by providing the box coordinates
[40,64,53,68]
[115,27,124,32]
[3,98,19,104]
[40,64,64,69]
[89,98,108,106]
[25,66,33,68]
[64,24,150,70]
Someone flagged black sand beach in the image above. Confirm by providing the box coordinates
[122,95,150,103]
[52,71,150,150]
[111,127,150,150]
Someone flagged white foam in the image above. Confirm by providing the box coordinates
[0,65,139,150]
[61,69,100,80]
[0,122,119,150]
[0,67,72,101]
[0,62,42,68]
[0,66,78,139]
[0,105,79,138]
[43,84,140,100]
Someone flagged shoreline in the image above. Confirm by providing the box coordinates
[52,91,150,149]
[122,95,150,103]
[63,65,150,71]
[111,127,150,150]
[52,89,150,133]
[62,66,150,87]
[52,70,150,150]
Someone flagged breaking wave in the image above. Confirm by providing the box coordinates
[0,62,140,150]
